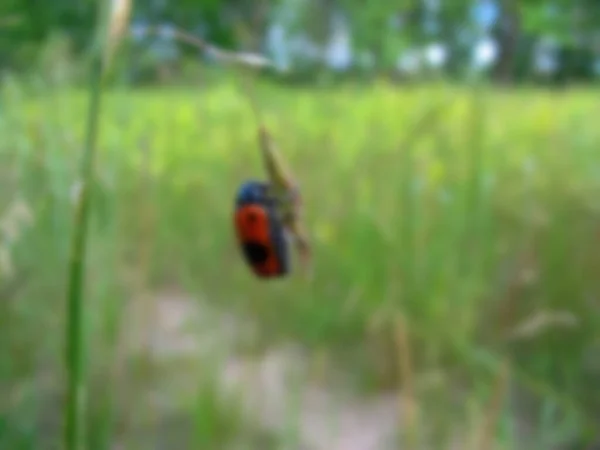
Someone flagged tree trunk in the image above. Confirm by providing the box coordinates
[491,0,521,83]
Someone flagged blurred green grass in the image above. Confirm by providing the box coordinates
[1,77,600,448]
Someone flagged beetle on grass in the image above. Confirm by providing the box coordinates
[233,126,311,279]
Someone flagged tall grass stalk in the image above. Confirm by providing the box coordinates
[63,1,111,449]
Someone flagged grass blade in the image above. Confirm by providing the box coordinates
[63,2,109,449]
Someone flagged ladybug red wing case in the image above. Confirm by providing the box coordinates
[234,181,290,278]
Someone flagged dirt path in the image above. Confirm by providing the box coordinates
[116,286,585,450]
[123,288,406,450]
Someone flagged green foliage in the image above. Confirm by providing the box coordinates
[2,74,600,448]
[2,0,600,83]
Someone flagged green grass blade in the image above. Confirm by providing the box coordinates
[63,3,109,449]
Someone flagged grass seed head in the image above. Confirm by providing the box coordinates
[104,0,133,71]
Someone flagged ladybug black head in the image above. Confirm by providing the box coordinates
[235,180,270,207]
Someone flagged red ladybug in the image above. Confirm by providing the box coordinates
[234,180,290,278]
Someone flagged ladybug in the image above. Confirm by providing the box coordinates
[234,180,291,278]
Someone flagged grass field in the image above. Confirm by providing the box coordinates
[1,76,600,449]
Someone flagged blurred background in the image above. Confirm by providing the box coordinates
[1,1,600,449]
[3,0,600,84]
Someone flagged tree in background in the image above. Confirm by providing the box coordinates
[1,0,599,84]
